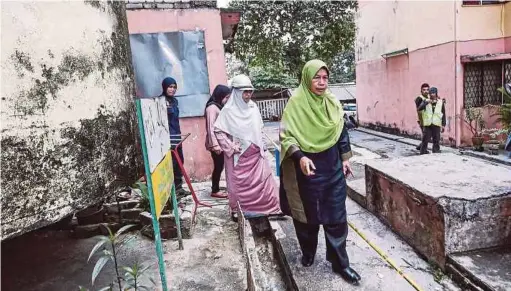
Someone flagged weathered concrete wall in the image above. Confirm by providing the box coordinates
[1,1,142,240]
[364,153,511,268]
[357,1,508,63]
[126,5,228,180]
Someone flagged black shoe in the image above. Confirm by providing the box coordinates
[333,266,361,284]
[301,255,314,267]
[415,145,421,150]
[231,212,238,222]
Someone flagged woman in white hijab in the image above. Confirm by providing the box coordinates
[214,74,281,221]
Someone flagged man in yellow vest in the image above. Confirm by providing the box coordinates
[414,83,430,151]
[417,87,446,154]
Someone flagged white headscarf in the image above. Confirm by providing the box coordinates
[214,75,265,160]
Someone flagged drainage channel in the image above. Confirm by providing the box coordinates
[239,209,297,291]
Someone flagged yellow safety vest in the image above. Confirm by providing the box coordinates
[416,96,427,125]
[422,99,443,127]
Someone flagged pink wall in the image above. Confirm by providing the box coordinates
[356,37,509,146]
[356,42,456,139]
[127,9,227,180]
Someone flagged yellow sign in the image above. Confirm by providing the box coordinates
[151,150,174,219]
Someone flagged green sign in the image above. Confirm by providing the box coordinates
[135,97,183,291]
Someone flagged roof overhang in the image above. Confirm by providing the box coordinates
[382,48,408,59]
[461,52,511,63]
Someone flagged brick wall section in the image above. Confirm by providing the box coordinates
[125,0,217,10]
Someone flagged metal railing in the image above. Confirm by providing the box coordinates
[255,98,288,120]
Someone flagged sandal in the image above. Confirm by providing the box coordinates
[211,192,228,199]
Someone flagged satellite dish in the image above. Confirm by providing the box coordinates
[505,83,511,95]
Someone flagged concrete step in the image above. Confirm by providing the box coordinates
[268,198,459,290]
[363,152,511,269]
[238,210,296,290]
[347,178,367,208]
[446,247,511,291]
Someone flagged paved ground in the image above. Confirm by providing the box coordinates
[263,123,461,290]
[449,247,511,291]
[1,184,247,291]
[275,200,459,291]
[3,124,501,291]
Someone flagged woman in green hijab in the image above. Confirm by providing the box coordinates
[279,60,361,284]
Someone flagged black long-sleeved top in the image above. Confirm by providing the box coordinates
[279,125,352,225]
[417,99,446,127]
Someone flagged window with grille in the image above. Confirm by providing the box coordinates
[464,61,509,108]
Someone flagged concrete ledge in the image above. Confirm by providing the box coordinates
[357,127,511,167]
[459,150,511,167]
[356,127,455,153]
[347,178,367,208]
[447,247,511,291]
[364,153,511,268]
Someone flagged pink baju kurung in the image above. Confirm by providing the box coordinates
[215,130,280,215]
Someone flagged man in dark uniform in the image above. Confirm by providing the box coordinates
[414,83,430,150]
[161,77,185,195]
[418,87,446,154]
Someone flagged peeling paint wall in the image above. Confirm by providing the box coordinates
[1,1,142,240]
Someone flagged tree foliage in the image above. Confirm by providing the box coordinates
[228,0,357,85]
[249,66,298,89]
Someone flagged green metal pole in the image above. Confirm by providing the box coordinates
[171,184,184,250]
[135,99,168,291]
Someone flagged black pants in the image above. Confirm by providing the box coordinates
[416,123,424,150]
[293,219,349,269]
[172,146,184,190]
[210,151,224,193]
[420,125,441,154]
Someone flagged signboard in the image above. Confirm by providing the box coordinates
[140,97,170,173]
[135,96,183,291]
[151,150,173,219]
[129,31,210,117]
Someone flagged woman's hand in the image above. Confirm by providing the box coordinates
[342,160,354,178]
[212,146,222,155]
[299,157,316,176]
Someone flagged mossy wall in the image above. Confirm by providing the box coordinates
[1,1,142,240]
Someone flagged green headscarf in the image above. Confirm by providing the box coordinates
[280,59,344,159]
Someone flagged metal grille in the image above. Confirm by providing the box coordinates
[464,61,503,107]
[504,61,511,84]
[464,63,483,107]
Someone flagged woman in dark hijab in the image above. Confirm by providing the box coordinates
[205,85,231,198]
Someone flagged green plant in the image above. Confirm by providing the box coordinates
[458,107,486,137]
[228,0,357,82]
[123,262,155,291]
[495,87,511,131]
[78,224,155,291]
[132,181,150,212]
[482,128,508,140]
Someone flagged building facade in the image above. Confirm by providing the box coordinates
[126,0,238,180]
[356,0,511,146]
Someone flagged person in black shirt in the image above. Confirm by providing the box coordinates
[414,83,430,151]
[417,87,446,154]
[161,77,185,194]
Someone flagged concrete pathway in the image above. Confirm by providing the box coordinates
[1,183,247,291]
[261,127,460,290]
[245,125,445,289]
